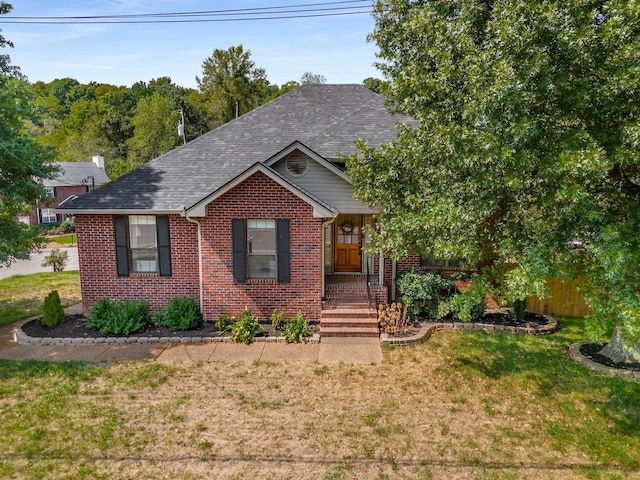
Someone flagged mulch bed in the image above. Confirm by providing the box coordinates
[21,314,318,340]
[579,342,640,372]
[386,310,551,338]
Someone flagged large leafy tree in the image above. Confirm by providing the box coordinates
[127,92,180,165]
[349,1,640,355]
[0,2,57,266]
[196,45,270,128]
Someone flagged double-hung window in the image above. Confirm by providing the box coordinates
[246,219,277,279]
[129,215,158,273]
[232,218,290,283]
[114,215,171,277]
[40,208,57,224]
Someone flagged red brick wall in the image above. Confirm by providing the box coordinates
[75,214,199,315]
[200,171,323,322]
[75,171,324,322]
[33,185,89,225]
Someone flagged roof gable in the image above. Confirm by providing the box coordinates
[264,141,351,183]
[186,163,337,218]
[58,85,412,213]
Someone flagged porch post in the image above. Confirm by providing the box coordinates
[379,253,385,286]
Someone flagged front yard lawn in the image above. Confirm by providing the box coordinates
[0,271,81,325]
[0,316,638,479]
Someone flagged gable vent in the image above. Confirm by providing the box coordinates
[285,153,309,176]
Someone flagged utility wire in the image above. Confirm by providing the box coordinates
[1,1,373,24]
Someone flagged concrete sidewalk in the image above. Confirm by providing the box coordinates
[0,307,383,365]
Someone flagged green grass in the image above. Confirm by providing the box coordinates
[47,233,77,245]
[0,316,638,478]
[0,271,81,325]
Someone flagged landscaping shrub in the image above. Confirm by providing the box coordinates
[378,302,411,334]
[216,313,236,333]
[159,296,202,330]
[437,289,486,322]
[395,269,453,318]
[512,298,527,320]
[231,308,261,344]
[282,311,312,343]
[41,290,65,327]
[59,220,74,233]
[41,248,69,272]
[271,308,286,330]
[86,298,149,335]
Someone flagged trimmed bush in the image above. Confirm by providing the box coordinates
[160,296,202,330]
[512,299,527,320]
[282,311,312,343]
[41,290,65,327]
[86,298,149,335]
[231,308,261,344]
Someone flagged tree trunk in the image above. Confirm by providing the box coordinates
[598,326,640,364]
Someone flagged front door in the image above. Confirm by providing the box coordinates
[334,215,361,272]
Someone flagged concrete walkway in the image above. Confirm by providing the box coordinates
[0,306,383,365]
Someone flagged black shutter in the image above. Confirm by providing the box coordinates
[114,215,129,277]
[156,216,172,277]
[232,219,246,283]
[276,219,290,283]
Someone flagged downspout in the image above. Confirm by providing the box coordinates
[391,259,397,301]
[321,216,337,299]
[183,208,204,314]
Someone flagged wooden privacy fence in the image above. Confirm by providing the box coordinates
[527,277,592,318]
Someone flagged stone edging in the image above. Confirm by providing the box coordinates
[568,341,640,382]
[13,322,320,346]
[381,311,558,346]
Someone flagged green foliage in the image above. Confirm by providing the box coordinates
[40,290,65,328]
[196,44,270,128]
[59,220,74,233]
[437,292,486,323]
[0,64,57,265]
[395,270,453,318]
[231,308,261,344]
[270,308,286,331]
[349,1,640,347]
[512,299,527,321]
[86,298,149,335]
[41,248,69,272]
[282,311,312,343]
[216,313,236,333]
[159,296,202,330]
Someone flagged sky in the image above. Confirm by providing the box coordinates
[0,1,380,89]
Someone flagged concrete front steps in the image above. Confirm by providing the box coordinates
[320,301,380,337]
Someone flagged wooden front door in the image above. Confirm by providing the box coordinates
[335,215,361,272]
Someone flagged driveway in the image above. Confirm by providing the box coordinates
[0,247,79,279]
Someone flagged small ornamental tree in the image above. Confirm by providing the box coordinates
[41,290,65,327]
[349,1,640,360]
[41,248,68,272]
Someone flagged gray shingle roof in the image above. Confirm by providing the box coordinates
[44,162,110,187]
[59,84,408,212]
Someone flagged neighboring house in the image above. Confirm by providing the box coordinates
[23,156,110,226]
[57,85,417,323]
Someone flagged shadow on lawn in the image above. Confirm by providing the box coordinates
[447,317,640,439]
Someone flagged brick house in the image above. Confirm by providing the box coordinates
[23,156,110,226]
[58,85,430,331]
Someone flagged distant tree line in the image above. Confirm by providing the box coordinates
[22,43,384,179]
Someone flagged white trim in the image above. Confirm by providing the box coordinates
[186,163,337,218]
[264,141,352,183]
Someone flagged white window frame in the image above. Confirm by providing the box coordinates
[40,208,57,224]
[246,219,277,279]
[129,215,158,273]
